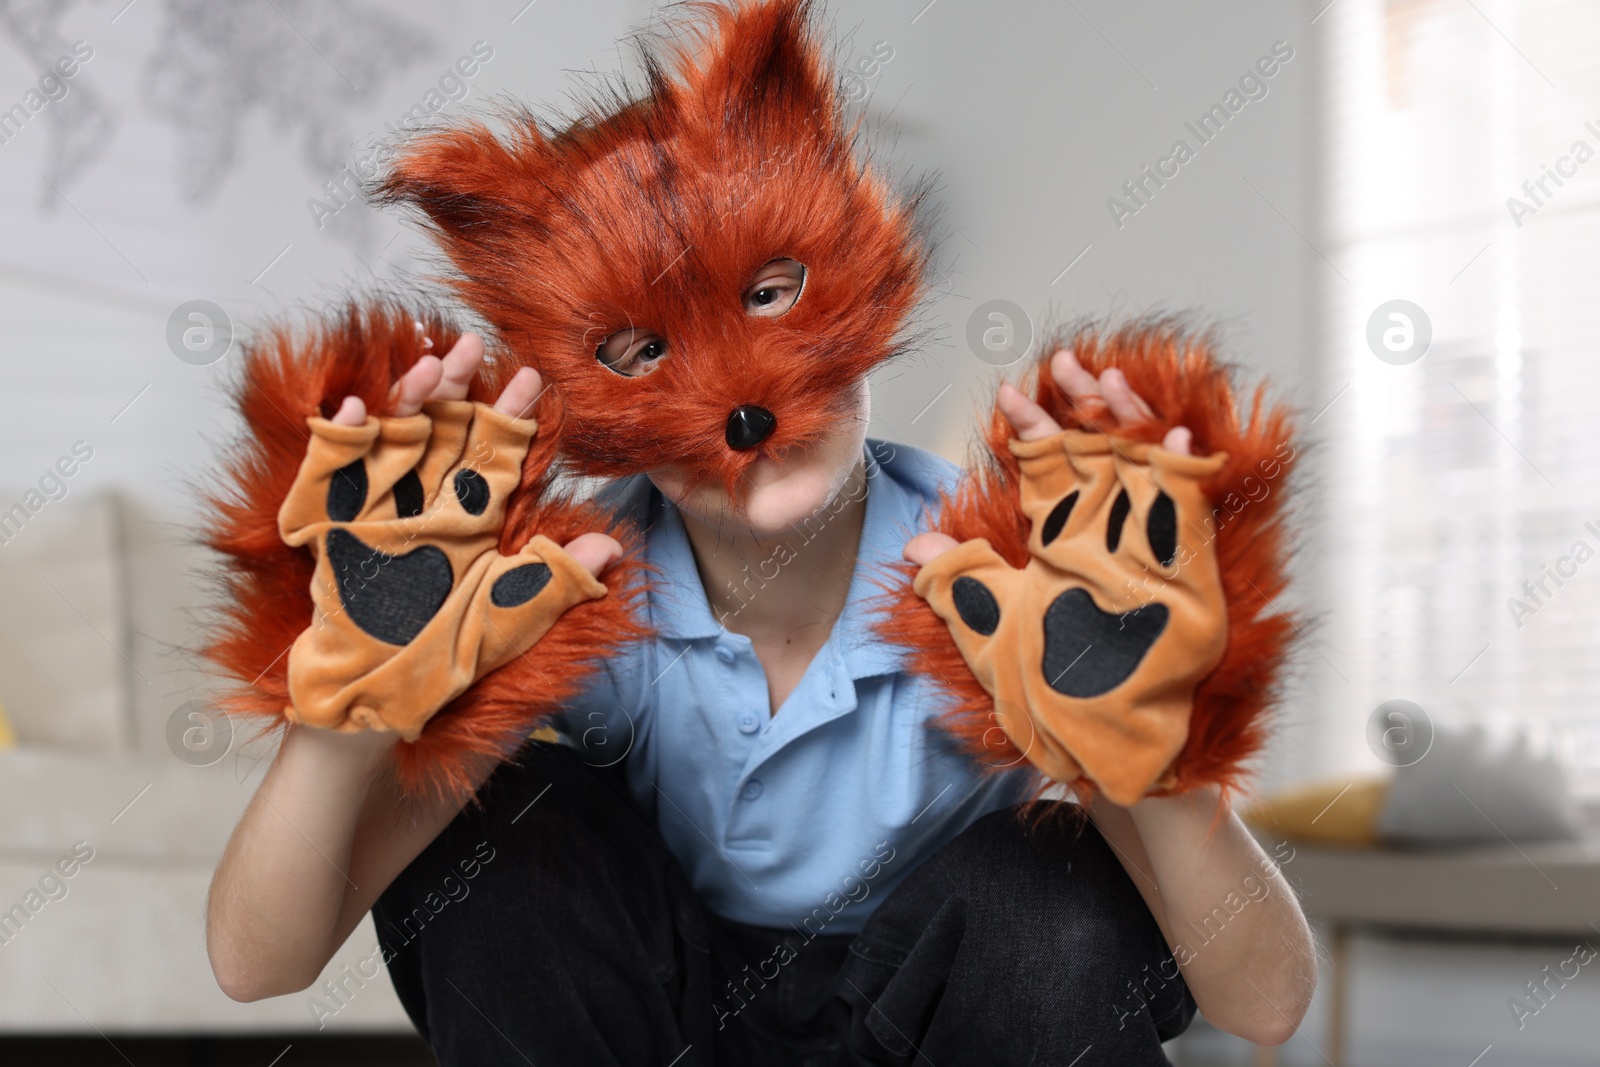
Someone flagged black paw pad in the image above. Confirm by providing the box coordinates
[454,469,490,515]
[327,460,367,522]
[326,528,453,646]
[1105,489,1131,553]
[1041,588,1168,698]
[1039,490,1079,547]
[491,563,553,608]
[1147,491,1177,567]
[393,469,426,519]
[952,576,1000,636]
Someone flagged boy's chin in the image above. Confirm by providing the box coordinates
[739,455,850,535]
[654,443,863,538]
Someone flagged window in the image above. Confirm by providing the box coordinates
[1317,0,1600,793]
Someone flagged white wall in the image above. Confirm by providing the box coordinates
[850,1,1318,448]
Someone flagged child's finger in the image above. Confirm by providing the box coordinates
[389,355,444,416]
[1050,348,1102,400]
[903,531,959,566]
[328,395,367,427]
[494,366,545,419]
[998,381,1063,441]
[1100,367,1156,424]
[1162,426,1193,456]
[432,332,485,401]
[561,532,623,578]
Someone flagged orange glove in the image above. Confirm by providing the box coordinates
[911,428,1229,805]
[277,399,608,739]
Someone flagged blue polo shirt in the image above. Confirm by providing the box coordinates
[556,438,1034,935]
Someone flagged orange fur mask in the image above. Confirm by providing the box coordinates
[378,0,934,508]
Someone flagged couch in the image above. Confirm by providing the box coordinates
[0,491,410,1033]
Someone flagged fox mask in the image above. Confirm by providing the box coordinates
[378,0,933,506]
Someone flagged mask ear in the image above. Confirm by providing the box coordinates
[673,0,841,137]
[376,116,549,244]
[378,0,843,254]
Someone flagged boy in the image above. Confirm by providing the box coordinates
[205,2,1314,1061]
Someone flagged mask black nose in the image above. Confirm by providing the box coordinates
[725,405,776,451]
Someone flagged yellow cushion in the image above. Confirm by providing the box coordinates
[0,696,16,749]
[1242,776,1390,846]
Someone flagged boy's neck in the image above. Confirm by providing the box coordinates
[678,455,870,641]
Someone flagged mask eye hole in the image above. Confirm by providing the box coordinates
[743,258,806,318]
[594,327,669,377]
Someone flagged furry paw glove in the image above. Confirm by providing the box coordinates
[277,400,608,739]
[911,429,1230,805]
[878,326,1299,805]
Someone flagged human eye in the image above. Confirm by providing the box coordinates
[742,258,807,317]
[594,327,669,377]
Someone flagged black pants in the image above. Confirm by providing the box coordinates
[372,742,1193,1066]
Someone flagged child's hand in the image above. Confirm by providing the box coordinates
[328,331,622,578]
[282,329,622,738]
[899,345,1231,801]
[905,349,1191,566]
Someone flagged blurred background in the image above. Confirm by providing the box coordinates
[1,0,1597,1064]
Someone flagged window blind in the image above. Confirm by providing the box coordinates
[1318,0,1600,793]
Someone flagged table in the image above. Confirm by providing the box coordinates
[1258,838,1600,1066]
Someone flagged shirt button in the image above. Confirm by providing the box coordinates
[737,712,760,734]
[740,779,764,801]
[715,643,737,664]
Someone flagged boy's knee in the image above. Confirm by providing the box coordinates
[846,803,1194,1057]
[373,741,710,1047]
[913,805,1135,913]
[378,741,684,952]
[866,803,1175,985]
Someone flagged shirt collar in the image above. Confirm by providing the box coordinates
[634,439,926,680]
[645,488,727,642]
[836,440,921,681]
